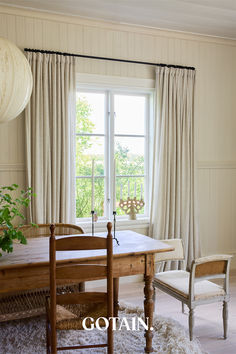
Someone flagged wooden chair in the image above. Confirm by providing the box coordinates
[0,223,84,322]
[153,239,232,341]
[18,223,84,238]
[46,222,114,353]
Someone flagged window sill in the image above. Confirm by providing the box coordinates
[76,217,150,234]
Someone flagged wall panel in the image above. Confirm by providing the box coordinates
[0,6,235,266]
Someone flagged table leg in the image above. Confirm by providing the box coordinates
[113,278,119,317]
[144,274,154,353]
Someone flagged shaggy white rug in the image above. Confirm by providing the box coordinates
[0,303,205,354]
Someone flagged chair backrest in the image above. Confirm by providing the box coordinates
[49,222,113,331]
[16,223,84,238]
[189,255,232,299]
[192,255,232,279]
[155,239,185,262]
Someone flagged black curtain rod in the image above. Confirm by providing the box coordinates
[24,48,195,71]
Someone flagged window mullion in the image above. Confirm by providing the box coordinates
[76,133,105,137]
[104,91,110,219]
[114,134,145,138]
[109,91,115,218]
[144,95,150,217]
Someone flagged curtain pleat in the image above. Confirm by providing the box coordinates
[25,52,76,224]
[150,67,200,269]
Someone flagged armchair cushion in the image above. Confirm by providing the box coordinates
[154,270,225,300]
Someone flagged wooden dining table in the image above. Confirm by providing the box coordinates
[0,230,173,353]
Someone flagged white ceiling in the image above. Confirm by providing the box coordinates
[1,0,236,39]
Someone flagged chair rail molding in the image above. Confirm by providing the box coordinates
[0,163,25,172]
[197,161,236,169]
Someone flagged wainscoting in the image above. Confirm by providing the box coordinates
[0,5,236,268]
[198,162,236,268]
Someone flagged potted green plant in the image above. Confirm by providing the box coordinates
[0,184,35,256]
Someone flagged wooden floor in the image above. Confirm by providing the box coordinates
[117,272,236,354]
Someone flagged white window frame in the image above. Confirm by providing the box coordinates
[76,77,154,229]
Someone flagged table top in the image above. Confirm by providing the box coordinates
[0,230,173,270]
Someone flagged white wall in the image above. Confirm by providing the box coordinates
[0,5,236,268]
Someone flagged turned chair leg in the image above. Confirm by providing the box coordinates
[223,301,228,339]
[188,308,194,341]
[181,302,184,313]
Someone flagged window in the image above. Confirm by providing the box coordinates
[75,87,150,222]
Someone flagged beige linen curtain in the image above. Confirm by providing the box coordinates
[149,66,200,269]
[25,52,76,224]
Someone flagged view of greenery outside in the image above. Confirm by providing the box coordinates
[115,142,144,216]
[76,93,145,219]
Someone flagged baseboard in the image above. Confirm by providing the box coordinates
[85,275,143,290]
[83,254,236,288]
[229,251,236,272]
[0,163,25,172]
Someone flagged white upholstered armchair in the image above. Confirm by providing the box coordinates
[153,239,232,341]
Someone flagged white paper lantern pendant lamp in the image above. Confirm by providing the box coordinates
[0,37,33,123]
